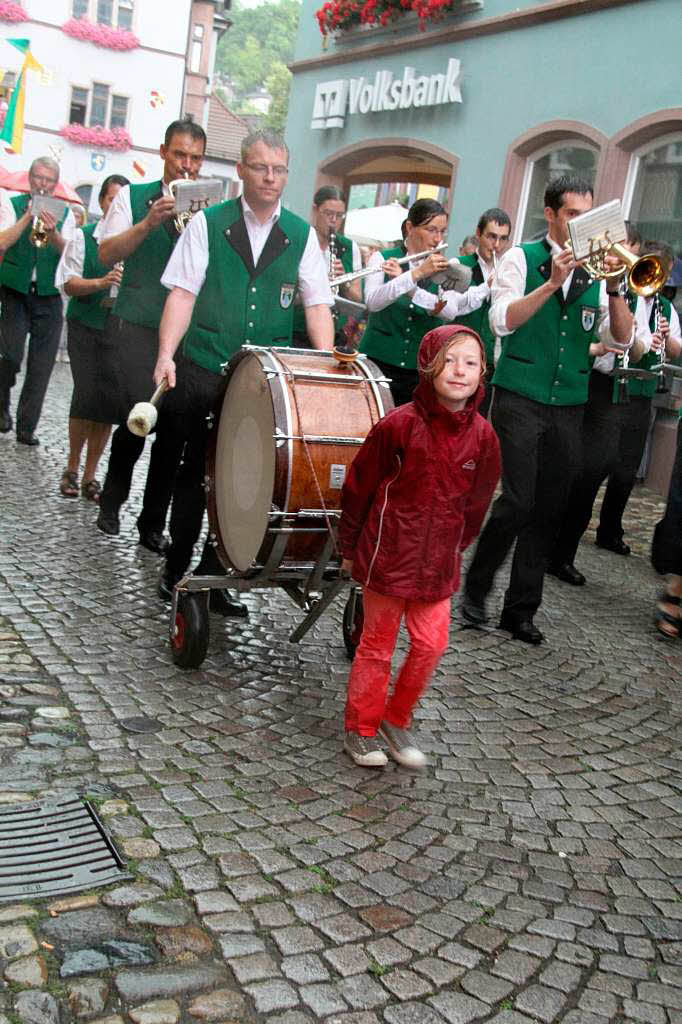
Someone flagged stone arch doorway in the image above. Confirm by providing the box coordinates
[314,137,459,210]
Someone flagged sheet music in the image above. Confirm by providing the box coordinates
[568,199,625,261]
[31,194,68,222]
[172,178,224,214]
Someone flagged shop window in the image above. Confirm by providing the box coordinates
[519,145,597,241]
[69,86,88,125]
[626,135,682,251]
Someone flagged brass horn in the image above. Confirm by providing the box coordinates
[169,172,192,234]
[567,233,666,298]
[29,190,49,248]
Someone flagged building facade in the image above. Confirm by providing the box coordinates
[0,0,240,213]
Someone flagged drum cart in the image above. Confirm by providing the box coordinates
[168,537,365,669]
[166,345,391,670]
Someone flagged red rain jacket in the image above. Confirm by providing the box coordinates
[339,325,501,602]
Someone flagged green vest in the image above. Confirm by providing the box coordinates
[66,223,110,332]
[360,246,443,370]
[113,180,176,329]
[183,199,309,375]
[627,294,672,399]
[454,251,495,366]
[0,193,66,296]
[492,240,601,406]
[293,230,354,338]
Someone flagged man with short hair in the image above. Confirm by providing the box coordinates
[461,175,634,644]
[455,207,511,415]
[154,129,334,609]
[96,119,207,553]
[0,156,75,444]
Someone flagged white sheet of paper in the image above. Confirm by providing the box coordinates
[31,194,67,221]
[568,199,626,261]
[172,178,224,214]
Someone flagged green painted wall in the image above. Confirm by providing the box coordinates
[283,0,680,242]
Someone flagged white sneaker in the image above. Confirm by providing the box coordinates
[344,731,388,767]
[379,721,426,768]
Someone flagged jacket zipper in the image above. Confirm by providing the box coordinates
[365,455,401,588]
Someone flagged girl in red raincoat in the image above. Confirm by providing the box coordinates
[339,324,501,768]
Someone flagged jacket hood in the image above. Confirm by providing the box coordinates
[414,324,487,421]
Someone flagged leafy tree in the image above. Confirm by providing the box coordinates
[216,0,300,110]
[264,62,292,135]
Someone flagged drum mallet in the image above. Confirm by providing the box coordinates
[127,380,169,437]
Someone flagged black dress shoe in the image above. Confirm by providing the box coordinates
[158,568,182,602]
[547,561,586,586]
[499,611,544,645]
[16,432,39,446]
[460,595,488,627]
[209,588,248,618]
[0,410,11,433]
[595,536,631,556]
[138,528,170,555]
[96,508,120,536]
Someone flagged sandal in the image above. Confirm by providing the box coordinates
[59,469,79,498]
[654,592,680,640]
[81,479,102,503]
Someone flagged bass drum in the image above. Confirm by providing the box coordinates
[206,347,393,580]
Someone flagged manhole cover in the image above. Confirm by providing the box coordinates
[119,716,161,733]
[0,792,129,902]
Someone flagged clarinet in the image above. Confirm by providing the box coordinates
[328,230,338,295]
[616,279,630,404]
[654,292,669,394]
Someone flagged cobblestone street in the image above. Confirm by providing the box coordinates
[1,362,682,1024]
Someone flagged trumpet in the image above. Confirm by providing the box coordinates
[330,242,447,290]
[565,233,665,298]
[169,172,192,233]
[29,191,49,249]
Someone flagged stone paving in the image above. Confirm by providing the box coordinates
[1,363,682,1024]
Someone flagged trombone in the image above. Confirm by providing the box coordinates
[330,242,447,290]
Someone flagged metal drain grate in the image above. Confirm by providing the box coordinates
[0,791,129,902]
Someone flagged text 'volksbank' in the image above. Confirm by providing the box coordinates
[311,58,462,130]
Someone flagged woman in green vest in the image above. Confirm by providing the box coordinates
[360,198,460,406]
[56,174,129,501]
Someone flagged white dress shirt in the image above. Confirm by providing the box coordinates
[55,219,105,294]
[490,234,633,352]
[592,282,651,373]
[161,198,333,308]
[99,181,171,242]
[364,249,489,320]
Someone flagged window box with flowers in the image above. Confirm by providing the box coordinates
[61,18,139,50]
[315,0,480,41]
[60,124,132,151]
[0,1,28,22]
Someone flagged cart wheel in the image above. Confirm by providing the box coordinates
[171,591,209,669]
[343,588,364,660]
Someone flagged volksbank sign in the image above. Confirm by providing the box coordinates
[311,58,462,130]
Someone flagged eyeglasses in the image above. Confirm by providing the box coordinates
[30,173,57,186]
[243,162,289,178]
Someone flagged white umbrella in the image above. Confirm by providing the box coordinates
[344,203,408,247]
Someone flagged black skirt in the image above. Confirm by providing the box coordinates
[67,317,116,423]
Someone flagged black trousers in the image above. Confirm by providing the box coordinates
[553,372,627,566]
[0,285,62,435]
[652,419,682,576]
[163,359,226,579]
[372,358,418,408]
[598,395,652,543]
[465,387,583,620]
[99,318,183,532]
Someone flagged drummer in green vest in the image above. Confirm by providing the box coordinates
[55,174,129,503]
[0,156,76,445]
[152,130,334,608]
[292,185,363,348]
[598,239,682,555]
[95,120,207,555]
[361,198,491,407]
[455,207,511,416]
[461,175,635,645]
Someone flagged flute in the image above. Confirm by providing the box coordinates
[330,242,447,289]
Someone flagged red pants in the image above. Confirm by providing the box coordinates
[345,588,451,736]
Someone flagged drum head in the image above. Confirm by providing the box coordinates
[214,354,275,572]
